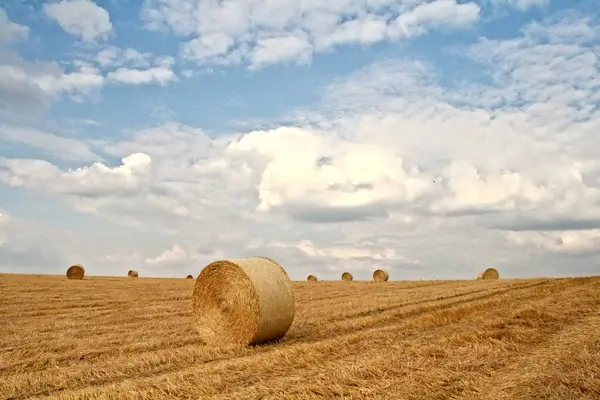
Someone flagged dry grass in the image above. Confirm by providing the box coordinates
[0,273,599,399]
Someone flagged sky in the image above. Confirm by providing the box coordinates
[0,0,599,280]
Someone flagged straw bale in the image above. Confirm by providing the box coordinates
[128,270,139,278]
[191,256,295,347]
[477,268,499,280]
[373,269,389,282]
[66,264,85,280]
[341,272,353,281]
[186,275,194,279]
[307,274,318,281]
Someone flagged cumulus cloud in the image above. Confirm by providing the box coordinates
[0,125,100,162]
[142,0,481,67]
[0,152,152,199]
[0,7,29,43]
[487,0,549,11]
[43,0,112,42]
[0,6,177,120]
[2,12,600,279]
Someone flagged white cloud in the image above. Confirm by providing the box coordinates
[94,46,153,69]
[0,7,29,43]
[0,152,152,200]
[506,230,600,254]
[487,0,549,12]
[107,66,177,85]
[2,13,600,279]
[0,125,100,162]
[145,244,189,266]
[43,0,112,42]
[388,0,480,39]
[142,0,481,67]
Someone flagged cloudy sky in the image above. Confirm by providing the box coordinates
[0,0,599,280]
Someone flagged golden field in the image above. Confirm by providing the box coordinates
[1,274,599,400]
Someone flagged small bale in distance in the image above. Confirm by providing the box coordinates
[128,270,139,278]
[373,269,389,282]
[186,274,194,279]
[192,256,295,347]
[307,274,318,281]
[477,268,499,280]
[66,264,85,280]
[341,272,353,281]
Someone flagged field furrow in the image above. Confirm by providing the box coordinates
[0,274,597,400]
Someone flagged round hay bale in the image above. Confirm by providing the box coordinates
[307,274,318,281]
[186,274,194,279]
[66,264,85,280]
[477,268,499,280]
[128,270,139,278]
[373,269,389,282]
[341,272,353,281]
[192,256,295,347]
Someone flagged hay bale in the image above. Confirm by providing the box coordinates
[341,272,353,281]
[128,270,139,278]
[186,274,194,279]
[191,256,295,347]
[373,269,389,282]
[66,264,85,280]
[307,274,318,281]
[477,268,499,280]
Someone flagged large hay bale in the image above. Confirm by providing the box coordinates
[307,274,318,281]
[186,274,194,279]
[478,268,499,280]
[341,272,353,281]
[373,269,389,282]
[128,270,139,278]
[66,264,85,280]
[191,256,295,347]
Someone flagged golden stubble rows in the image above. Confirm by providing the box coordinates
[0,274,598,399]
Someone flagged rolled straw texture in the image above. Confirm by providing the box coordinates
[341,272,353,281]
[373,269,389,282]
[128,270,139,278]
[186,275,194,279]
[66,264,85,280]
[477,268,499,280]
[307,275,318,281]
[192,256,295,347]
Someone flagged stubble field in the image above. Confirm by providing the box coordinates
[1,274,599,400]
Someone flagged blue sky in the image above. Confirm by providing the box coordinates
[0,0,599,279]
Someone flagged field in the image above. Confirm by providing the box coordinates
[1,274,599,400]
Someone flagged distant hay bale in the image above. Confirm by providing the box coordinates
[128,270,138,278]
[373,269,389,282]
[477,268,499,280]
[191,256,295,347]
[186,274,194,279]
[307,274,318,281]
[66,264,85,280]
[341,272,353,281]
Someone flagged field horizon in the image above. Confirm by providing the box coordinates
[1,273,599,399]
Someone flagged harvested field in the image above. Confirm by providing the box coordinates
[0,274,599,399]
